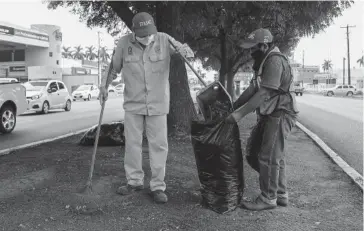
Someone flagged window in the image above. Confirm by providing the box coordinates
[49,52,53,57]
[0,50,12,62]
[343,86,348,89]
[58,82,65,90]
[49,82,58,91]
[14,50,25,61]
[56,60,59,65]
[337,86,342,89]
[349,86,354,88]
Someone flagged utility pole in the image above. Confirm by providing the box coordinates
[97,31,101,86]
[302,50,305,68]
[343,57,346,85]
[341,24,356,85]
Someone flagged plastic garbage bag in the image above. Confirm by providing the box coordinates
[191,81,244,214]
[79,121,125,146]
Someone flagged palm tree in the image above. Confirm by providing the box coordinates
[322,59,333,73]
[73,45,85,60]
[85,45,97,61]
[62,46,73,58]
[99,46,111,63]
[357,56,364,67]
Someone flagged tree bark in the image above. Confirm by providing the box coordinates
[219,28,227,86]
[156,2,198,137]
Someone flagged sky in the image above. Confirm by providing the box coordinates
[0,0,363,76]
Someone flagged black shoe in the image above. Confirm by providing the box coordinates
[116,184,144,195]
[152,190,168,204]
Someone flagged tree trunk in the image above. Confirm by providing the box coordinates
[226,71,235,100]
[156,2,198,137]
[219,28,228,87]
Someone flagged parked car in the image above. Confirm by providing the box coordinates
[23,79,72,114]
[293,81,304,96]
[0,78,19,83]
[0,81,27,133]
[322,85,357,97]
[72,84,100,101]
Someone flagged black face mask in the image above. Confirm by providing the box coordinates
[251,49,264,61]
[251,49,265,71]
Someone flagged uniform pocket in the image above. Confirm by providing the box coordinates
[149,54,167,73]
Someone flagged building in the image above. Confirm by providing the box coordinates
[0,21,116,93]
[0,22,62,82]
[290,62,320,84]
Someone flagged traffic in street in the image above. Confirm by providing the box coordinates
[0,96,124,151]
[296,94,363,174]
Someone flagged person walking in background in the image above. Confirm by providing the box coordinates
[99,12,194,204]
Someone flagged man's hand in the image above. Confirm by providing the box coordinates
[99,86,108,105]
[225,113,238,124]
[177,44,194,58]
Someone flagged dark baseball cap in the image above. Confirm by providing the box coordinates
[132,12,157,37]
[240,28,273,49]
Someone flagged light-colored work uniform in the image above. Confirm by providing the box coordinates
[110,32,183,191]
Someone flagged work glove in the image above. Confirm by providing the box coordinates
[99,86,108,105]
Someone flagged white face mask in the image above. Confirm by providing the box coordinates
[136,34,154,46]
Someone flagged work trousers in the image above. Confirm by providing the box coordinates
[124,112,168,192]
[246,111,296,204]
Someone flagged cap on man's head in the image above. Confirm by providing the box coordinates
[132,12,157,37]
[240,28,273,49]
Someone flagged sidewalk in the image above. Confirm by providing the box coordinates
[0,113,362,231]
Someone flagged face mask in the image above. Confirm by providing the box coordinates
[251,49,264,60]
[136,34,154,46]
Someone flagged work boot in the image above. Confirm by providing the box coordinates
[277,194,288,207]
[241,195,277,211]
[151,190,168,204]
[116,184,144,195]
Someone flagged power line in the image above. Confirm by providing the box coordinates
[340,24,356,85]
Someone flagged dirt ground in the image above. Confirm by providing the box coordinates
[0,114,362,231]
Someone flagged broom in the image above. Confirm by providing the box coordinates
[68,51,114,215]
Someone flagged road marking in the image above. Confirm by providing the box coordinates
[296,122,363,191]
[0,125,97,156]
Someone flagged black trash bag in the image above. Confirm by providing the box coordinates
[79,121,125,146]
[245,117,265,173]
[191,81,244,214]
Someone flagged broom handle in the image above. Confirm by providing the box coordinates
[87,100,106,184]
[168,40,207,87]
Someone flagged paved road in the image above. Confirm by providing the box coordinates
[0,96,125,151]
[296,94,363,175]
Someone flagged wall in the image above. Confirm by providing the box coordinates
[29,24,62,68]
[28,66,62,81]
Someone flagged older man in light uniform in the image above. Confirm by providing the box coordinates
[99,12,193,203]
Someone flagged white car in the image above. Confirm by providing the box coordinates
[323,85,357,97]
[72,84,100,101]
[0,81,27,133]
[0,78,19,83]
[23,80,72,114]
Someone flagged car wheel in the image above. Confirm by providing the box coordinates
[327,91,334,97]
[42,101,50,114]
[73,99,76,102]
[300,92,303,96]
[295,93,299,96]
[0,105,16,134]
[88,94,91,101]
[65,100,71,111]
[347,91,353,97]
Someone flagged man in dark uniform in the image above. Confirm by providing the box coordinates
[226,28,299,211]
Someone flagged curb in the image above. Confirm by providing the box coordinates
[296,122,363,191]
[0,125,96,157]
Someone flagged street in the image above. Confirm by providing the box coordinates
[296,94,363,174]
[0,96,124,151]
